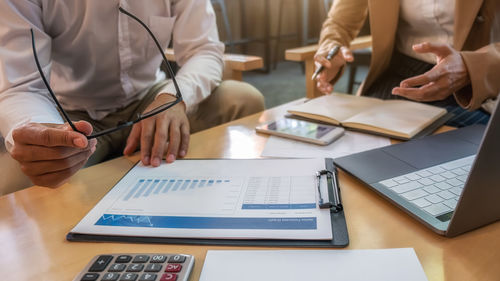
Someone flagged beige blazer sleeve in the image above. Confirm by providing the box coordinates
[456,43,500,110]
[318,0,368,53]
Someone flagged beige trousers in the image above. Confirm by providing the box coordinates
[0,80,264,195]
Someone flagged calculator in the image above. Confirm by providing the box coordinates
[73,253,194,281]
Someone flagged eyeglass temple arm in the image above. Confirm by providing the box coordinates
[118,7,182,99]
[88,96,182,139]
[30,29,84,134]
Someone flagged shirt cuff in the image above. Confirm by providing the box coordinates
[3,116,64,154]
[157,80,192,109]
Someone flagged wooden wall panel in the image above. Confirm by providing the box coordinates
[212,0,327,63]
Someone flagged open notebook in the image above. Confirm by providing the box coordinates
[288,93,451,140]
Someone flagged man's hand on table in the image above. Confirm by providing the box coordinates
[10,121,96,188]
[123,93,190,167]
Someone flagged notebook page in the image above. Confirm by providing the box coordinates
[288,93,383,125]
[342,100,447,138]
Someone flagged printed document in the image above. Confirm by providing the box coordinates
[71,159,333,240]
[261,131,390,158]
[200,249,428,281]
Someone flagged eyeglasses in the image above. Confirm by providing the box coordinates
[30,7,183,139]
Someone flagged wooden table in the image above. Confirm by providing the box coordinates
[1,100,499,281]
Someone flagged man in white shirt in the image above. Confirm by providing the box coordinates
[0,0,265,193]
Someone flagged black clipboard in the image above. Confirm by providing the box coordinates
[67,158,349,248]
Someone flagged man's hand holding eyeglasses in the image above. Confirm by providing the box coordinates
[124,93,190,167]
[10,121,97,188]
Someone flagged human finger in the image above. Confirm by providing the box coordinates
[123,123,142,156]
[10,141,94,162]
[165,120,181,163]
[392,81,447,101]
[140,119,156,165]
[412,42,452,58]
[313,55,332,69]
[12,123,88,148]
[316,71,329,83]
[20,147,95,177]
[72,121,94,137]
[317,80,333,94]
[178,122,190,158]
[315,62,342,85]
[399,67,442,88]
[150,117,169,167]
[30,157,89,188]
[340,46,353,62]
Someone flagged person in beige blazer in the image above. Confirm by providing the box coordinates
[315,0,499,126]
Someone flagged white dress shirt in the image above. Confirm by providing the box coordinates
[0,0,224,149]
[396,0,455,64]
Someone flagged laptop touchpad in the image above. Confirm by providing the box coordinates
[382,128,481,170]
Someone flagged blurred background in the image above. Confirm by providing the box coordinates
[209,0,371,108]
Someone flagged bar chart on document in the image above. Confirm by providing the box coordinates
[73,159,333,240]
[106,175,317,216]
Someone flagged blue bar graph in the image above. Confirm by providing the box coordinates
[124,179,145,201]
[181,180,190,190]
[134,179,151,198]
[143,179,160,197]
[154,180,167,195]
[163,180,175,193]
[173,180,183,191]
[123,178,231,201]
[189,180,198,189]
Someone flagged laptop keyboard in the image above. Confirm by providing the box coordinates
[378,155,475,219]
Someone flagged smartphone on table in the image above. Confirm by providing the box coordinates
[256,118,345,145]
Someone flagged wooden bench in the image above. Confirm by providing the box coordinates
[164,49,264,81]
[285,35,372,98]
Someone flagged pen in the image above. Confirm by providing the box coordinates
[311,45,340,81]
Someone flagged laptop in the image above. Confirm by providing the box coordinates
[334,100,500,237]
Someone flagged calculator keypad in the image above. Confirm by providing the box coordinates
[73,254,193,281]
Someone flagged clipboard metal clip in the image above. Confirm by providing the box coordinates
[316,169,343,213]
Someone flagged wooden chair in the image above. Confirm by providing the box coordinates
[285,35,372,99]
[164,49,263,81]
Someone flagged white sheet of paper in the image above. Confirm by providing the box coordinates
[71,159,333,240]
[261,131,391,159]
[200,249,429,281]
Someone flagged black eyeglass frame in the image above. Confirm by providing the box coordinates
[30,7,183,139]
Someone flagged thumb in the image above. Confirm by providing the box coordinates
[314,55,332,69]
[59,121,93,148]
[413,42,452,59]
[341,46,354,62]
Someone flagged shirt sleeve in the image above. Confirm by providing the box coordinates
[455,43,500,110]
[0,0,64,151]
[158,0,225,109]
[318,0,369,53]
